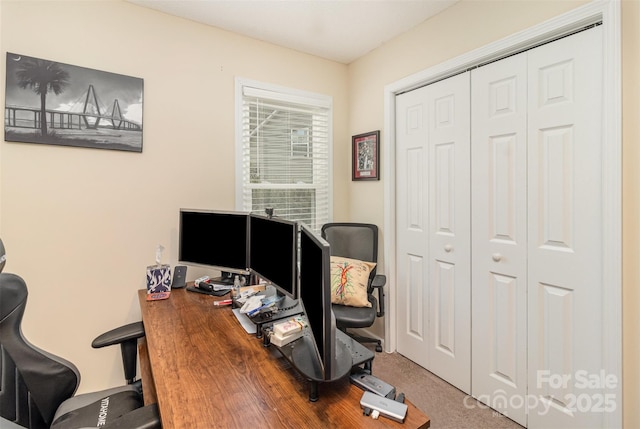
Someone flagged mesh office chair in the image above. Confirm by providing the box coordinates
[321,223,385,352]
[0,239,160,429]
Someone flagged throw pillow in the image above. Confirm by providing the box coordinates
[329,256,376,308]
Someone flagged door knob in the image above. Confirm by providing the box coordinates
[492,253,502,262]
[444,244,453,253]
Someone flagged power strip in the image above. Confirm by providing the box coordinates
[360,391,408,423]
[350,371,396,399]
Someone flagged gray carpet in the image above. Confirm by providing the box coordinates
[372,351,524,429]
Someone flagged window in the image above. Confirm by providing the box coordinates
[290,128,310,158]
[236,79,332,233]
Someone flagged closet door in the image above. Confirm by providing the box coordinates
[471,53,528,426]
[527,26,604,429]
[396,73,471,392]
[396,85,430,369]
[426,73,471,392]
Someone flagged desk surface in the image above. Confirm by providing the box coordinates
[138,288,430,429]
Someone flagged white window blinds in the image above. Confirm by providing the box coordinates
[237,81,332,233]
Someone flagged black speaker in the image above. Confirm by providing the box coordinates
[171,265,187,289]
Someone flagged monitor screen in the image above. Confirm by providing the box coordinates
[298,222,335,380]
[178,209,249,275]
[248,214,297,299]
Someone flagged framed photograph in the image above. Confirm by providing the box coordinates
[5,52,143,152]
[352,130,380,181]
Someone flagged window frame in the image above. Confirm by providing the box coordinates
[235,78,333,231]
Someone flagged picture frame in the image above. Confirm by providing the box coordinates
[352,130,380,181]
[5,52,143,152]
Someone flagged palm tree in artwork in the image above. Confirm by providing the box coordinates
[15,58,69,137]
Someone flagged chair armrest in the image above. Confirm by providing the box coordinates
[100,403,161,429]
[371,274,386,318]
[92,321,145,384]
[91,321,145,349]
[371,274,386,289]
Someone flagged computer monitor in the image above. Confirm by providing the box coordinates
[178,209,250,278]
[248,213,298,307]
[296,222,336,380]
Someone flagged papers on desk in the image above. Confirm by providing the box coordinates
[239,295,265,314]
[232,308,257,334]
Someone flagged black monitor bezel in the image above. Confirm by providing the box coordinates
[298,222,335,380]
[178,209,250,276]
[248,213,298,300]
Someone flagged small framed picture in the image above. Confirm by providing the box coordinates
[352,130,380,181]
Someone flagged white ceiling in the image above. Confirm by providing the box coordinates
[128,0,459,64]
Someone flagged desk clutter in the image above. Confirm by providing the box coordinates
[269,316,308,347]
[350,370,408,423]
[142,212,419,425]
[138,288,430,427]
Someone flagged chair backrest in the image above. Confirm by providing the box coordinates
[0,238,6,273]
[0,273,79,429]
[321,223,378,291]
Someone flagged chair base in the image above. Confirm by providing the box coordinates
[340,328,383,352]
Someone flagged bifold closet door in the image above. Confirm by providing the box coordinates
[471,26,604,428]
[527,26,604,429]
[396,73,471,393]
[471,52,528,426]
[396,84,430,370]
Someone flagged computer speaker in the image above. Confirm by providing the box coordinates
[171,265,187,289]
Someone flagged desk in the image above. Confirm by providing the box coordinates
[138,288,430,428]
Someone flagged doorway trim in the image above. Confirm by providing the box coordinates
[383,1,621,427]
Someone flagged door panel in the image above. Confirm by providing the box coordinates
[396,86,430,368]
[396,74,471,392]
[427,73,471,393]
[471,53,528,426]
[527,27,604,429]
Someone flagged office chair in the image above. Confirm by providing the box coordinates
[0,239,160,429]
[321,223,385,352]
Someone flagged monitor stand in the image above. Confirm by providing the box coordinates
[244,285,303,338]
[275,292,299,313]
[215,271,235,284]
[288,333,356,401]
[214,271,251,286]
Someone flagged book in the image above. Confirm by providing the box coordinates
[273,316,308,338]
[270,330,304,347]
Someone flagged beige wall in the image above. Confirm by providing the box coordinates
[0,0,349,394]
[622,1,640,427]
[348,0,639,427]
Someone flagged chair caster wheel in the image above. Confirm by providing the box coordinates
[375,344,382,352]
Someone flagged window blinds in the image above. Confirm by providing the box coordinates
[240,85,331,233]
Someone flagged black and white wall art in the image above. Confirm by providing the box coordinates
[4,53,144,152]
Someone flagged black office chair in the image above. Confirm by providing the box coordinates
[0,239,160,429]
[321,223,385,352]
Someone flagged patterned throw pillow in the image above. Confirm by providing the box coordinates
[329,256,376,308]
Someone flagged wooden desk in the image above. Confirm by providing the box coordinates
[138,289,430,428]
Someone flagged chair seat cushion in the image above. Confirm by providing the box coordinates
[332,294,377,328]
[329,256,375,308]
[51,386,142,429]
